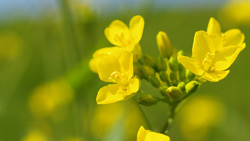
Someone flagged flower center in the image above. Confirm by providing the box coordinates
[113,33,130,47]
[202,52,215,72]
[109,71,129,85]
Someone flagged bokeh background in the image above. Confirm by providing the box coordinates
[0,0,250,140]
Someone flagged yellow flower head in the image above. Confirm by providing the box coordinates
[137,126,170,141]
[96,51,140,104]
[207,17,245,49]
[105,15,144,51]
[178,31,245,82]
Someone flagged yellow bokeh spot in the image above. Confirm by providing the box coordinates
[22,131,47,141]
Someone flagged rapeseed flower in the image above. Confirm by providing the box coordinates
[178,31,245,82]
[96,51,140,104]
[137,126,170,141]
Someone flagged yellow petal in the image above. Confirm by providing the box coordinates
[137,126,170,141]
[89,58,99,73]
[93,47,121,58]
[105,20,130,47]
[128,78,140,94]
[207,17,221,35]
[192,31,215,62]
[119,52,134,79]
[96,84,125,104]
[224,29,245,46]
[178,55,204,75]
[214,44,245,70]
[129,15,144,43]
[202,70,230,82]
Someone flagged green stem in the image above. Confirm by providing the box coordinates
[133,98,152,130]
[161,103,177,135]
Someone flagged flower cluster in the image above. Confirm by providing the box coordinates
[89,15,245,140]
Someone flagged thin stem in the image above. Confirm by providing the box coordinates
[161,103,177,135]
[133,98,152,130]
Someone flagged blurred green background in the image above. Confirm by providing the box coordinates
[0,0,250,140]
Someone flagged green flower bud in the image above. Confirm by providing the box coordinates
[166,86,183,102]
[134,65,143,77]
[149,75,161,88]
[169,57,179,72]
[179,69,186,81]
[143,65,155,76]
[159,87,168,97]
[159,71,169,82]
[177,82,185,92]
[138,94,157,106]
[132,44,142,62]
[143,54,156,68]
[177,50,184,70]
[156,56,167,71]
[156,31,173,58]
[186,70,195,81]
[185,81,199,94]
[170,71,177,82]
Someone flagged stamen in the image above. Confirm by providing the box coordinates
[113,33,130,46]
[202,52,215,72]
[109,71,129,85]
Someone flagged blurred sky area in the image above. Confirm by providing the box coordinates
[0,0,228,19]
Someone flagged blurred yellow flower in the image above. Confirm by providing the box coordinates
[105,15,144,52]
[96,51,140,104]
[179,95,225,141]
[29,78,74,118]
[178,31,245,82]
[137,126,170,141]
[0,32,22,60]
[22,130,47,141]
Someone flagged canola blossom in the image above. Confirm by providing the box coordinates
[96,51,140,104]
[137,126,170,141]
[178,31,245,82]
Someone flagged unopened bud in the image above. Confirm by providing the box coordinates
[143,54,156,68]
[143,65,155,76]
[134,65,143,77]
[185,81,199,94]
[177,82,185,92]
[159,71,169,82]
[139,94,157,106]
[169,57,179,72]
[166,86,183,102]
[133,44,142,62]
[149,75,161,88]
[177,50,184,70]
[186,70,195,81]
[156,56,167,71]
[170,71,177,82]
[179,69,186,81]
[159,87,168,97]
[156,31,173,58]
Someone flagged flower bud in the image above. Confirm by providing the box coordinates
[143,65,155,76]
[186,70,195,81]
[148,75,161,88]
[170,71,177,82]
[166,86,183,102]
[132,44,142,62]
[139,94,157,106]
[169,57,179,72]
[156,31,173,58]
[159,71,169,82]
[134,65,143,77]
[179,69,186,81]
[185,81,199,94]
[156,56,167,71]
[177,82,186,92]
[159,87,168,97]
[143,54,156,68]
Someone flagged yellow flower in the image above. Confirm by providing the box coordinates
[104,15,144,61]
[207,17,245,49]
[96,51,140,104]
[89,47,122,73]
[178,31,245,82]
[105,15,144,51]
[137,126,170,141]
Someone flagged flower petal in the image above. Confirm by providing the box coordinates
[202,70,230,82]
[96,84,125,104]
[207,17,221,36]
[119,52,134,79]
[178,55,204,75]
[214,44,245,70]
[224,29,245,46]
[105,20,130,47]
[137,126,170,141]
[129,15,144,43]
[192,31,215,62]
[93,47,122,57]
